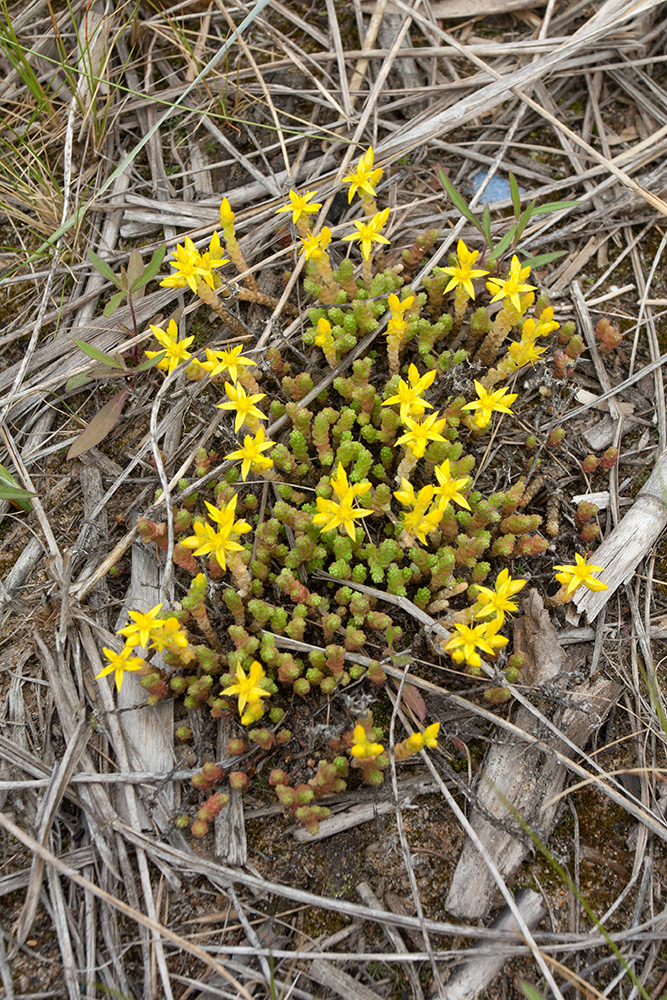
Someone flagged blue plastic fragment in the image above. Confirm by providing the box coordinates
[469,171,524,205]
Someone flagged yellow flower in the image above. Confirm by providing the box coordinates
[216,381,267,432]
[535,306,560,338]
[226,427,274,481]
[554,553,608,597]
[181,520,243,572]
[220,197,235,230]
[406,722,440,752]
[203,230,229,268]
[329,462,371,503]
[117,604,165,648]
[181,497,251,572]
[508,336,547,369]
[381,364,436,422]
[313,495,373,541]
[445,622,499,669]
[439,240,489,299]
[461,380,518,430]
[145,320,194,374]
[275,189,321,225]
[148,618,189,653]
[160,236,223,293]
[401,502,444,545]
[395,413,448,459]
[388,292,415,320]
[240,699,266,726]
[393,479,431,509]
[341,207,391,260]
[350,723,384,758]
[204,496,251,538]
[204,345,257,383]
[342,147,383,203]
[299,227,332,260]
[221,660,270,720]
[433,459,471,511]
[486,255,536,313]
[96,645,145,693]
[314,317,335,349]
[474,569,527,625]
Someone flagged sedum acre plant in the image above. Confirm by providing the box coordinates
[92,147,610,838]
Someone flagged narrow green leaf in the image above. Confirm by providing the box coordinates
[67,389,130,460]
[481,205,492,247]
[0,485,38,509]
[135,351,166,372]
[532,199,579,215]
[103,289,127,317]
[127,248,144,289]
[66,373,92,391]
[520,983,547,1000]
[0,463,36,512]
[73,339,125,369]
[509,172,521,218]
[88,249,120,287]
[521,250,566,268]
[514,200,537,244]
[487,226,516,262]
[133,243,166,290]
[438,168,484,234]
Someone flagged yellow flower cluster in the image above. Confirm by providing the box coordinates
[443,570,527,669]
[394,458,470,544]
[350,723,384,759]
[96,603,190,692]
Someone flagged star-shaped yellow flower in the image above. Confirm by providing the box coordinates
[342,147,383,203]
[275,189,321,225]
[554,553,608,597]
[203,345,257,383]
[216,382,267,432]
[160,236,223,293]
[341,207,391,260]
[96,645,145,692]
[474,569,527,625]
[181,497,251,571]
[299,227,332,260]
[312,470,373,540]
[117,604,165,649]
[149,618,189,653]
[461,380,518,430]
[439,239,489,299]
[221,660,270,719]
[401,502,444,544]
[381,364,436,422]
[395,413,448,459]
[329,462,371,503]
[145,320,194,374]
[226,427,274,481]
[433,459,471,511]
[445,621,506,669]
[486,255,536,313]
[508,336,547,369]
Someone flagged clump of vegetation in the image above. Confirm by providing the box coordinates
[92,149,613,839]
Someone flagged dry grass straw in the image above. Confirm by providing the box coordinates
[1,0,667,996]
